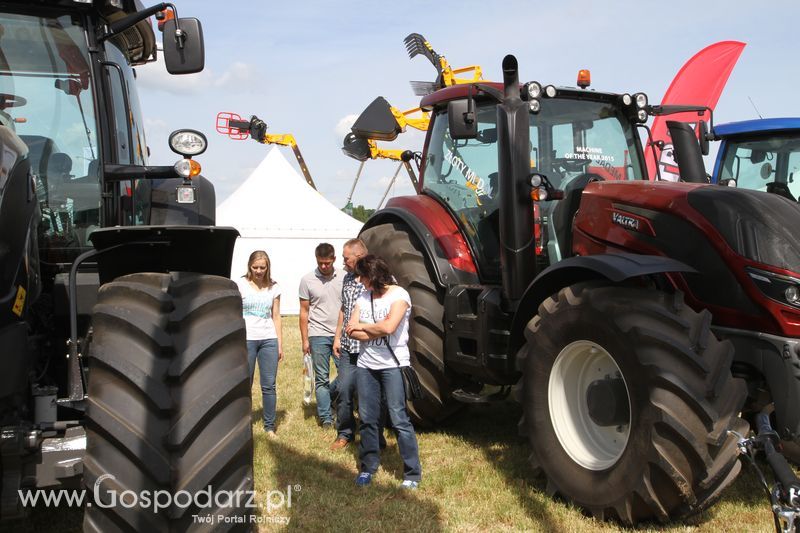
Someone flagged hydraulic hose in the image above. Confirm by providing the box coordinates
[757,412,800,507]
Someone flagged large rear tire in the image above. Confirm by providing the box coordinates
[361,222,464,425]
[519,281,747,524]
[83,272,253,532]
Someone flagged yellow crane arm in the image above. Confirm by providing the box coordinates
[439,60,483,87]
[404,33,485,94]
[390,106,430,132]
[367,140,403,161]
[261,133,297,148]
[366,140,418,189]
[219,113,318,190]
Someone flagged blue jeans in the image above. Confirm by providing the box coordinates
[310,336,340,424]
[356,367,421,481]
[247,339,279,431]
[335,349,359,440]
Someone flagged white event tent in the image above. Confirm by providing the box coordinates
[217,147,362,314]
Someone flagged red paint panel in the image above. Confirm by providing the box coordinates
[385,195,477,274]
[574,180,800,337]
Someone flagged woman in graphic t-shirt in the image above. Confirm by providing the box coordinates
[345,254,421,489]
[236,250,282,436]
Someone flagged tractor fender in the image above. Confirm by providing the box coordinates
[88,225,240,285]
[361,195,479,287]
[509,253,696,357]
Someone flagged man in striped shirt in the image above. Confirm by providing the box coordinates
[331,238,368,449]
[332,239,390,450]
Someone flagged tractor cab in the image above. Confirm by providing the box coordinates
[712,118,800,201]
[416,76,649,282]
[0,10,104,262]
[0,3,204,269]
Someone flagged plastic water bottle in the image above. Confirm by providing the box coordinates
[303,353,313,405]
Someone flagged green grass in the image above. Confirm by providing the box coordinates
[249,317,777,532]
[21,316,778,532]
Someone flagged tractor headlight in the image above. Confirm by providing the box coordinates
[747,267,800,309]
[169,129,208,157]
[787,286,800,305]
[637,109,648,122]
[526,81,542,100]
[634,93,648,109]
[621,93,632,106]
[529,100,541,113]
[544,85,557,98]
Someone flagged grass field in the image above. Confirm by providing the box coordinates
[248,317,778,532]
[23,316,779,532]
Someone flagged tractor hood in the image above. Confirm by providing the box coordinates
[687,186,800,272]
[572,180,800,336]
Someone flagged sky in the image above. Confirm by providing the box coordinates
[135,0,800,211]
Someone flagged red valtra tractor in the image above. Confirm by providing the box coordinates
[344,53,800,526]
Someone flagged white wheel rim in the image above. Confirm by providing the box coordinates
[548,340,631,470]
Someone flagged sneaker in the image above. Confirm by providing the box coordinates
[355,472,372,487]
[400,480,419,490]
[321,421,334,431]
[265,430,277,439]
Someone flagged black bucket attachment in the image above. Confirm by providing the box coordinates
[350,97,402,142]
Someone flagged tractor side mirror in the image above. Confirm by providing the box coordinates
[350,97,402,142]
[698,120,709,156]
[750,149,767,164]
[448,99,477,140]
[162,18,205,75]
[760,162,774,180]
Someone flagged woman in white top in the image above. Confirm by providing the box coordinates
[345,254,421,489]
[236,250,282,436]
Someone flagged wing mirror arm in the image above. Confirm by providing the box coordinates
[100,3,186,48]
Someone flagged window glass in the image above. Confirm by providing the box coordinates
[719,134,800,199]
[422,97,644,278]
[104,43,148,166]
[105,42,149,225]
[423,105,503,279]
[0,12,101,255]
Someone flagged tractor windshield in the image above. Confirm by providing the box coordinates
[0,12,100,254]
[423,97,645,280]
[717,133,800,201]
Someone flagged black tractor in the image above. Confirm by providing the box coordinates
[0,2,252,530]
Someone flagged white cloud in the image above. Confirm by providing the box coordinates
[334,114,358,138]
[136,61,262,95]
[213,62,257,88]
[144,117,168,138]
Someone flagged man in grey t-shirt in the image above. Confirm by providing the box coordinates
[299,242,344,428]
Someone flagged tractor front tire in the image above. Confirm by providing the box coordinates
[361,222,464,426]
[83,272,253,532]
[519,281,747,524]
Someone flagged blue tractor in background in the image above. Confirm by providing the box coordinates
[711,118,800,201]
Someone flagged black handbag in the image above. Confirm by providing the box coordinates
[370,293,424,400]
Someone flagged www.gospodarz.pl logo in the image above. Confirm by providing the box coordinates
[18,473,296,516]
